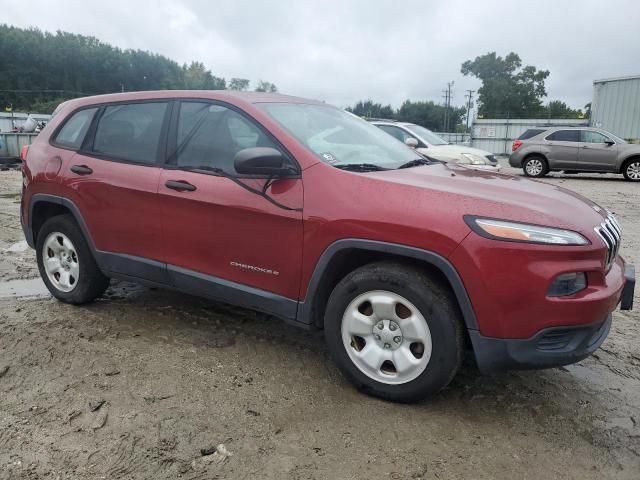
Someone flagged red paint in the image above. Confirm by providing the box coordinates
[22,90,629,340]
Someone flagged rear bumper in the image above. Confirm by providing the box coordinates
[470,315,612,373]
[508,154,522,167]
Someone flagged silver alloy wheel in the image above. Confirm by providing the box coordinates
[627,161,640,180]
[42,231,79,292]
[341,290,432,385]
[525,158,543,176]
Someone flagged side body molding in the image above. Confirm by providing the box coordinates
[296,239,478,331]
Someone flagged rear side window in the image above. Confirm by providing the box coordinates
[518,129,544,140]
[54,108,97,149]
[546,130,580,142]
[92,102,168,164]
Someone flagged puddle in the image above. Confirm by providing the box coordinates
[0,277,50,299]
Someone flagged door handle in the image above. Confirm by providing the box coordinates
[70,164,93,175]
[165,180,196,192]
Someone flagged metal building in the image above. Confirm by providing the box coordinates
[591,74,640,141]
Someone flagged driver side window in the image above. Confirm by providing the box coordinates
[171,101,281,174]
[378,125,411,143]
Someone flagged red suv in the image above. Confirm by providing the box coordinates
[21,91,635,402]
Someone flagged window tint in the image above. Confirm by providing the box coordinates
[377,125,411,143]
[172,102,280,174]
[93,102,168,164]
[54,108,97,148]
[582,131,610,143]
[546,130,580,142]
[518,129,544,140]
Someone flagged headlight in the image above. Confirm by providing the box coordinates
[460,153,487,165]
[465,217,590,245]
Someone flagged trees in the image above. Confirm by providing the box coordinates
[461,52,549,118]
[228,78,250,91]
[346,100,395,119]
[254,80,278,93]
[0,25,274,113]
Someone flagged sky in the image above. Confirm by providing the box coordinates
[3,0,640,112]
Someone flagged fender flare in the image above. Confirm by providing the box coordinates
[296,239,478,331]
[27,193,97,251]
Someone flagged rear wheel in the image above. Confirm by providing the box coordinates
[523,156,549,177]
[324,262,464,402]
[36,215,110,304]
[622,159,640,181]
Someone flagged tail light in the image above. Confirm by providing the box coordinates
[511,139,523,152]
[20,144,29,161]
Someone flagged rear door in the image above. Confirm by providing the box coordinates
[58,100,170,277]
[577,130,618,172]
[544,129,581,169]
[158,100,303,305]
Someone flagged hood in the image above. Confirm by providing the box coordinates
[367,163,607,236]
[418,144,495,162]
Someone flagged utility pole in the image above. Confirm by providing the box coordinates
[464,90,474,132]
[442,81,454,132]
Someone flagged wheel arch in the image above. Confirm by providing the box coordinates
[523,151,549,164]
[28,194,96,251]
[297,239,478,332]
[620,155,640,174]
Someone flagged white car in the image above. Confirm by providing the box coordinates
[371,120,500,171]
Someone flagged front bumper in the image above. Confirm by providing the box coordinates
[470,315,612,373]
[470,262,635,373]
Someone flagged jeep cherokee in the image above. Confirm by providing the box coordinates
[20,91,636,402]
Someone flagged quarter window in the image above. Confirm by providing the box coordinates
[54,108,97,149]
[92,102,168,164]
[518,129,544,140]
[546,130,580,142]
[171,102,281,174]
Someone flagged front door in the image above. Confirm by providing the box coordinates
[158,100,304,308]
[577,130,618,172]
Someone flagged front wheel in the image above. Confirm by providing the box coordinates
[523,156,548,177]
[324,262,464,402]
[36,214,110,304]
[622,159,640,181]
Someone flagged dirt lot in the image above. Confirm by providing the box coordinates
[1,164,639,479]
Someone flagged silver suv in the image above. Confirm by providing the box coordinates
[509,127,640,181]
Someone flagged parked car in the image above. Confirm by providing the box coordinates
[21,91,635,402]
[509,126,640,181]
[370,120,500,171]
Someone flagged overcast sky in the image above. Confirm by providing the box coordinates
[4,0,640,112]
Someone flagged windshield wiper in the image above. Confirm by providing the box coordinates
[334,163,390,172]
[397,158,437,169]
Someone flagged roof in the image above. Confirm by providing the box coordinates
[593,74,640,84]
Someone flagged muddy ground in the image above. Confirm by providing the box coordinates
[0,163,639,479]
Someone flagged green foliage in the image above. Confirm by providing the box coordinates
[542,100,583,119]
[347,99,465,131]
[461,52,550,118]
[0,24,276,113]
[229,78,250,91]
[254,80,278,92]
[346,100,395,119]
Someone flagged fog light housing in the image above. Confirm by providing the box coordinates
[547,272,587,297]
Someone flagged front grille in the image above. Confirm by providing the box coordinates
[594,212,622,271]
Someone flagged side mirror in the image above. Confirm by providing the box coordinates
[234,147,293,176]
[404,137,419,148]
[604,140,615,146]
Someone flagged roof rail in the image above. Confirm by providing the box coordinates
[364,117,398,122]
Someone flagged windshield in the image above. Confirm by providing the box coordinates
[257,103,421,169]
[404,124,448,146]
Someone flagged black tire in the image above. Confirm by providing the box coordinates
[522,155,549,177]
[324,261,464,403]
[36,214,110,304]
[622,158,640,181]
